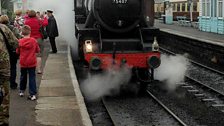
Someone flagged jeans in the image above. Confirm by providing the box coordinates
[19,67,37,95]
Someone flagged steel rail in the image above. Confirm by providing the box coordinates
[185,76,224,98]
[146,90,187,126]
[102,98,118,126]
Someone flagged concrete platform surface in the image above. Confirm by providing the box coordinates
[155,20,224,47]
[35,42,92,126]
[9,40,92,126]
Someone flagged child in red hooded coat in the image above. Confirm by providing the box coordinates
[16,25,40,100]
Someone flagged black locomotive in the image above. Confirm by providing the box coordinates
[74,0,161,92]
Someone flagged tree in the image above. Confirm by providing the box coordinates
[1,0,14,20]
[1,0,9,10]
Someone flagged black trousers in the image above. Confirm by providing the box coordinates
[49,37,57,53]
[10,53,18,88]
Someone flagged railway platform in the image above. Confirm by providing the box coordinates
[155,19,224,47]
[9,40,92,126]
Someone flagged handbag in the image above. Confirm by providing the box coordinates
[38,20,48,39]
[40,26,48,39]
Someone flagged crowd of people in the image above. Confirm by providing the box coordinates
[0,9,59,125]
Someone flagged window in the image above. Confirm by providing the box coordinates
[218,0,223,17]
[206,0,210,16]
[17,3,23,9]
[193,2,197,11]
[182,3,186,12]
[76,0,83,7]
[187,3,190,11]
[211,0,217,17]
[177,3,180,12]
[161,7,164,12]
[202,0,211,16]
[172,3,176,11]
[202,0,205,16]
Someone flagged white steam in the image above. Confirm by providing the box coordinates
[81,67,131,101]
[30,0,76,46]
[155,54,189,90]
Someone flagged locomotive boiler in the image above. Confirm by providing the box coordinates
[74,0,161,92]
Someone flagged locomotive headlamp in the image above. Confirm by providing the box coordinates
[90,57,102,70]
[152,37,159,52]
[147,56,161,69]
[85,40,93,53]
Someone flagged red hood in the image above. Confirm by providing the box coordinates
[20,38,34,49]
[17,37,40,68]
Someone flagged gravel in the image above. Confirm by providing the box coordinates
[187,63,224,94]
[103,96,181,126]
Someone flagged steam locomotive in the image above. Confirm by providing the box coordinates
[74,0,161,91]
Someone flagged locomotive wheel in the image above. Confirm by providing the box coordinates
[133,68,152,95]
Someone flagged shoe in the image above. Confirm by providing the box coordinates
[28,95,36,101]
[37,70,42,74]
[10,83,18,89]
[49,51,57,54]
[19,92,24,97]
[0,120,9,125]
[83,65,89,68]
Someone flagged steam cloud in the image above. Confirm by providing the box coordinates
[30,0,76,46]
[81,66,131,101]
[154,54,189,90]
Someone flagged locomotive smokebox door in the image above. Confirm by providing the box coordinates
[92,0,143,33]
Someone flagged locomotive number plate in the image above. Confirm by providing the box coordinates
[112,0,128,4]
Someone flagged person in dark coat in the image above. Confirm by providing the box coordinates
[46,10,59,53]
[0,15,22,89]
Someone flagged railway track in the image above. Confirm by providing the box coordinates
[160,47,224,112]
[102,98,118,126]
[85,86,187,126]
[146,90,187,126]
[102,93,185,126]
[86,99,115,126]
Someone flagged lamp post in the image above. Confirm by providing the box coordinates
[188,0,193,22]
[163,0,170,23]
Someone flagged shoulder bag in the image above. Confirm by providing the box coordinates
[38,20,48,39]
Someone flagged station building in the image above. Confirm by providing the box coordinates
[11,0,33,11]
[154,0,199,21]
[198,0,224,34]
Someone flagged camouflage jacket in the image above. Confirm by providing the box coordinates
[6,24,23,39]
[0,24,18,79]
